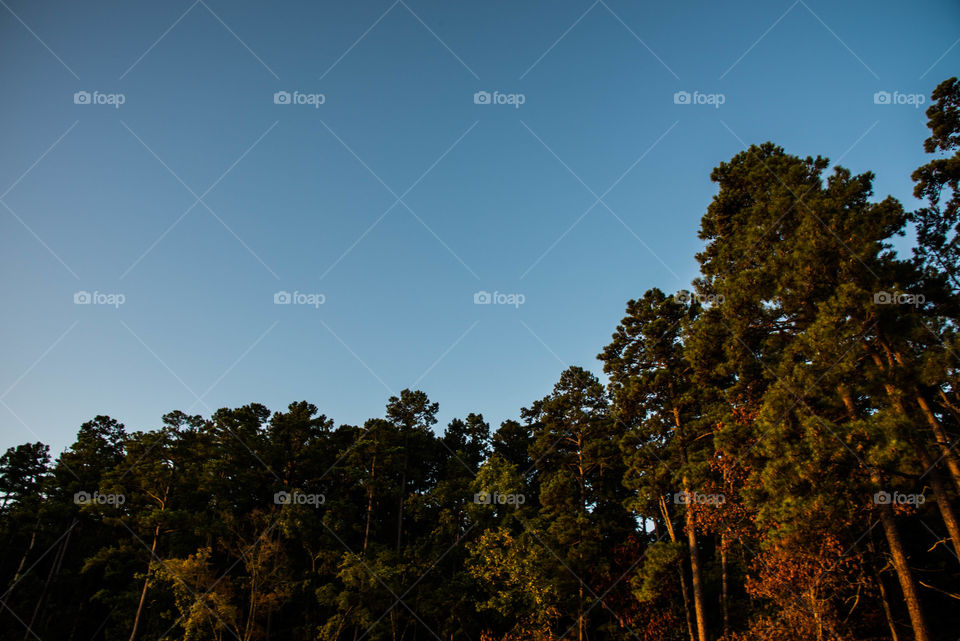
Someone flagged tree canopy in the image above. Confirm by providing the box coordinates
[2,78,959,641]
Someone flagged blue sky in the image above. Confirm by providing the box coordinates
[1,0,957,455]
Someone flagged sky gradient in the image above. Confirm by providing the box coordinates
[2,0,958,455]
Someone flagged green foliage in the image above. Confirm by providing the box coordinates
[3,80,960,641]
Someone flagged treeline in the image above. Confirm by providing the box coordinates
[2,78,960,641]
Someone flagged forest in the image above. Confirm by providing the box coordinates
[2,77,960,641]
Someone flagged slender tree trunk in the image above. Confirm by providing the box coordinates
[672,399,708,641]
[873,471,931,641]
[882,346,960,492]
[128,524,159,641]
[25,520,73,641]
[869,540,901,641]
[660,497,696,641]
[720,532,729,635]
[39,521,74,636]
[867,354,960,565]
[685,499,709,641]
[877,574,900,641]
[578,441,585,641]
[24,540,58,641]
[397,436,408,552]
[578,581,585,641]
[915,392,960,494]
[363,454,376,554]
[679,565,696,641]
[938,387,960,424]
[244,559,258,641]
[10,513,40,590]
[841,375,931,641]
[918,449,960,564]
[337,608,351,641]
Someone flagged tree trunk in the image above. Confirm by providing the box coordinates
[679,565,696,641]
[869,540,900,641]
[918,449,960,564]
[720,532,729,635]
[397,436,408,552]
[867,353,960,565]
[363,454,376,554]
[672,399,708,641]
[578,581,585,641]
[24,540,58,641]
[873,472,931,641]
[660,497,696,641]
[9,513,40,591]
[128,524,159,641]
[842,371,931,641]
[882,346,960,492]
[578,439,586,641]
[686,502,709,641]
[244,554,258,641]
[38,521,74,636]
[915,392,960,494]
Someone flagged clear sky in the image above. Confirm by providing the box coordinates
[1,0,958,456]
